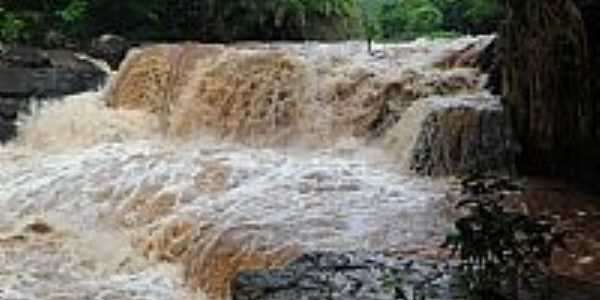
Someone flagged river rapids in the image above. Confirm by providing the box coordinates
[0,36,495,300]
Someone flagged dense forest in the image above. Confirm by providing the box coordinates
[0,0,502,46]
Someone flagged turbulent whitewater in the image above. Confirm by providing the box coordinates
[0,36,495,299]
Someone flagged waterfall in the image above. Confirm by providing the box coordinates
[0,36,499,300]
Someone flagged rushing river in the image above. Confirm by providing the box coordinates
[0,36,494,300]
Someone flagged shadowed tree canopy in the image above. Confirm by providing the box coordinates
[1,0,506,46]
[0,0,363,45]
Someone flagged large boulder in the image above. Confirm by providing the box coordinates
[0,45,108,143]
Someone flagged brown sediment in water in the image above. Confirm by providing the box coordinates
[103,41,485,148]
[15,92,160,151]
[105,44,226,130]
[133,209,303,299]
[105,45,173,112]
[183,226,302,299]
[319,67,481,139]
[170,49,314,146]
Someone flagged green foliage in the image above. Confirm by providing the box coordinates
[358,0,383,38]
[407,5,444,34]
[434,0,504,33]
[361,0,503,41]
[379,0,444,39]
[0,9,29,43]
[443,177,568,299]
[57,0,88,24]
[56,0,89,38]
[0,0,363,45]
[0,0,502,45]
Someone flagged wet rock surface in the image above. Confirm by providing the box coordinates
[477,37,501,95]
[232,247,600,300]
[88,34,132,70]
[409,95,517,176]
[0,117,17,142]
[0,45,108,142]
[0,45,52,68]
[233,252,458,300]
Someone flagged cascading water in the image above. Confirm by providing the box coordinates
[0,36,496,300]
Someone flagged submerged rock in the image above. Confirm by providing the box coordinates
[232,251,457,300]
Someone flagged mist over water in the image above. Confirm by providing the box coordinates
[0,36,493,299]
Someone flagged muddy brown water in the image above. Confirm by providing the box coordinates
[5,36,595,300]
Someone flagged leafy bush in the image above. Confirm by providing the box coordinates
[443,176,568,300]
[0,10,29,43]
[407,5,444,34]
[56,0,89,39]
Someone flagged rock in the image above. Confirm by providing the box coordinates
[233,252,600,300]
[0,98,26,120]
[0,46,51,68]
[232,252,456,300]
[88,34,131,70]
[0,45,109,143]
[24,219,54,235]
[477,37,502,95]
[409,96,518,176]
[43,30,73,49]
[459,174,522,197]
[0,47,107,98]
[0,117,17,143]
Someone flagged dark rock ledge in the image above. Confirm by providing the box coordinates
[0,45,108,143]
